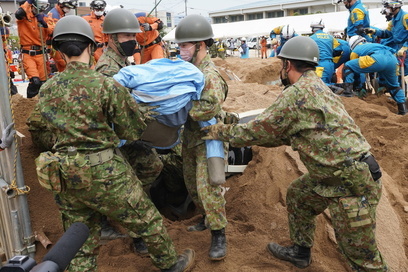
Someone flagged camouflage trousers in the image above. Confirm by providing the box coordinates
[286,172,388,271]
[182,142,227,230]
[54,153,177,271]
[119,140,163,186]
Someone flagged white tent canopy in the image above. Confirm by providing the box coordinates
[163,8,392,41]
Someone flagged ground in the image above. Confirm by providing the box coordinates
[10,56,408,271]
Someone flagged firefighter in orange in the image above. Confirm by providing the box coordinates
[260,36,268,59]
[15,0,52,98]
[1,24,18,96]
[82,0,107,63]
[135,12,164,64]
[47,0,78,72]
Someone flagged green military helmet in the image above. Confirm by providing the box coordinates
[175,14,214,43]
[52,15,96,50]
[278,36,319,65]
[103,8,142,34]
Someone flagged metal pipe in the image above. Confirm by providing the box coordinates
[35,230,52,249]
[0,178,16,198]
[10,210,24,254]
[0,40,35,258]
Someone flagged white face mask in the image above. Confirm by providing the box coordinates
[62,7,71,14]
[94,10,104,17]
[179,44,196,62]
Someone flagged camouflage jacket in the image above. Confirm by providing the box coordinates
[38,61,146,152]
[213,70,371,178]
[183,54,228,148]
[95,46,129,77]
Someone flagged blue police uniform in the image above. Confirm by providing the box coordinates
[344,42,406,104]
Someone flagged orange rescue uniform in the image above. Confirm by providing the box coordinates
[136,16,164,64]
[16,1,52,81]
[82,11,107,62]
[47,5,66,72]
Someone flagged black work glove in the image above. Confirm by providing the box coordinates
[35,13,48,28]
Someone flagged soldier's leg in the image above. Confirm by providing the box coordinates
[286,173,329,247]
[54,193,101,272]
[83,155,178,269]
[194,143,227,230]
[329,194,388,271]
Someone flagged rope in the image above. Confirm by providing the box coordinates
[5,46,30,196]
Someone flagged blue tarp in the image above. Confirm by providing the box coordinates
[113,58,205,116]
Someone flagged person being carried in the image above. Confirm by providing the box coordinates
[201,35,388,272]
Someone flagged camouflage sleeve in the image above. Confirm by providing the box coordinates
[103,78,147,140]
[189,69,226,122]
[214,92,294,148]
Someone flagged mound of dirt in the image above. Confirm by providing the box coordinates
[11,57,408,271]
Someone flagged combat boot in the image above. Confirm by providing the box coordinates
[133,237,148,254]
[340,83,354,97]
[397,102,407,115]
[187,215,207,232]
[209,228,227,261]
[161,249,195,272]
[267,243,311,269]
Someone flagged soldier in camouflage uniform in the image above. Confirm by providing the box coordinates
[36,15,194,272]
[94,8,164,253]
[175,14,229,261]
[202,36,388,271]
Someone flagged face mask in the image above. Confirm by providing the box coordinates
[179,44,196,62]
[94,10,104,17]
[62,7,71,14]
[119,40,136,56]
[280,63,290,87]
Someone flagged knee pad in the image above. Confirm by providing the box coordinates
[30,77,41,87]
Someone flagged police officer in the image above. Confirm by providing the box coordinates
[95,8,164,254]
[365,0,408,77]
[309,18,342,85]
[343,36,407,114]
[339,0,370,40]
[202,35,388,271]
[175,14,229,261]
[81,0,107,62]
[36,15,194,272]
[269,24,297,55]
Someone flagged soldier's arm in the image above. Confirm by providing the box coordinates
[104,78,146,140]
[189,71,226,122]
[207,94,293,148]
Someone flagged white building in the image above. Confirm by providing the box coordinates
[209,0,383,24]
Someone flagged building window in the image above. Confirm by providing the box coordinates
[247,12,263,20]
[292,8,308,15]
[230,15,244,22]
[78,1,86,6]
[266,10,284,18]
[166,12,172,27]
[214,16,230,24]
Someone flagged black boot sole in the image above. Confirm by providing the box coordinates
[266,243,311,269]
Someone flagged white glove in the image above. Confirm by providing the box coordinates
[0,122,16,149]
[398,46,408,57]
[141,23,152,31]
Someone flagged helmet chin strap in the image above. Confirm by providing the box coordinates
[112,33,126,56]
[190,42,201,64]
